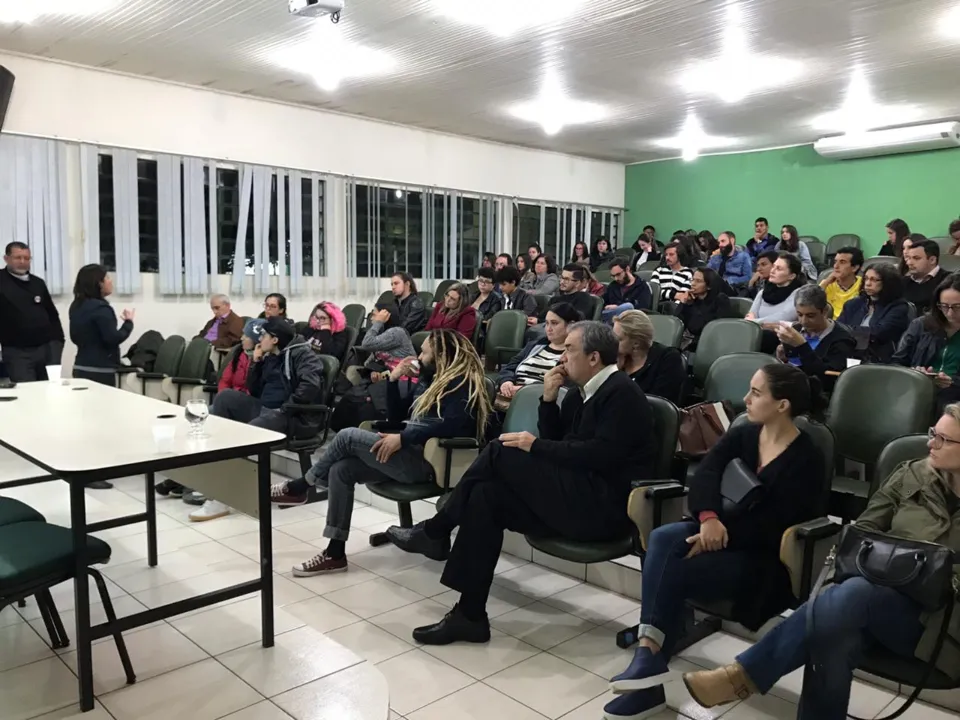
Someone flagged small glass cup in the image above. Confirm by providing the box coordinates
[184,399,209,438]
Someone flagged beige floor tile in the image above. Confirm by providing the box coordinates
[408,682,548,720]
[368,597,450,642]
[221,700,295,720]
[389,712,404,720]
[0,619,55,672]
[130,559,259,609]
[190,513,261,539]
[549,624,635,679]
[0,656,88,720]
[385,560,449,598]
[102,540,246,593]
[99,657,263,720]
[719,691,799,719]
[350,544,431,577]
[276,518,328,543]
[170,597,305,655]
[105,526,210,564]
[495,553,531,575]
[422,628,541,680]
[17,575,126,621]
[485,653,609,719]
[493,564,583,601]
[556,693,677,720]
[350,506,399,528]
[28,594,158,652]
[491,602,597,651]
[284,565,379,594]
[270,504,328,528]
[325,621,414,665]
[376,649,474,716]
[876,699,960,719]
[541,584,641,625]
[228,529,310,558]
[273,661,390,720]
[324,577,424,619]
[341,526,377,556]
[283,595,363,634]
[28,700,115,720]
[1,603,23,628]
[218,625,364,697]
[432,584,538,619]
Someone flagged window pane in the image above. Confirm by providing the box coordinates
[97,154,116,272]
[406,190,423,278]
[138,159,159,272]
[513,202,540,257]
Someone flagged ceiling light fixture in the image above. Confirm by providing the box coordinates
[679,2,802,103]
[269,25,396,92]
[507,70,607,136]
[652,112,738,162]
[432,0,585,37]
[940,5,960,36]
[811,66,922,133]
[0,0,117,24]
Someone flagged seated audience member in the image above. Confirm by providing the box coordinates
[496,267,538,322]
[197,294,244,349]
[949,218,960,256]
[602,259,653,322]
[347,302,416,386]
[302,301,349,362]
[526,243,542,262]
[259,293,293,325]
[743,250,778,299]
[384,322,656,644]
[571,241,591,269]
[604,364,825,719]
[819,246,863,318]
[270,330,491,576]
[707,231,752,292]
[586,267,606,296]
[470,268,502,320]
[494,253,513,271]
[745,217,779,259]
[481,252,496,269]
[677,232,706,268]
[777,224,817,280]
[614,309,684,404]
[652,242,694,303]
[746,253,805,325]
[515,254,535,288]
[902,240,951,315]
[696,230,718,258]
[879,217,911,257]
[496,303,581,410]
[640,225,657,244]
[426,282,478,339]
[837,264,910,363]
[776,285,856,389]
[543,264,598,320]
[631,235,661,272]
[676,268,735,351]
[391,272,427,335]
[679,404,960,718]
[893,275,960,412]
[192,318,324,521]
[219,319,261,394]
[590,237,615,271]
[526,254,560,296]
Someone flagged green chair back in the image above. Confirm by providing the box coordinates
[930,236,955,256]
[804,239,826,268]
[637,270,655,283]
[377,290,395,306]
[484,310,527,371]
[826,365,935,469]
[316,354,341,404]
[502,384,546,436]
[583,294,603,321]
[154,336,186,375]
[692,320,762,386]
[826,233,861,255]
[728,296,753,318]
[342,304,366,331]
[862,256,898,273]
[294,321,310,337]
[874,434,928,496]
[418,291,436,309]
[594,269,612,283]
[639,261,661,272]
[647,396,680,479]
[703,352,772,414]
[533,294,550,317]
[648,314,684,348]
[433,280,457,304]
[214,345,242,384]
[940,254,960,273]
[411,331,430,355]
[177,337,212,380]
[646,281,660,310]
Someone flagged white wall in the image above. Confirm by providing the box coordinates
[0,52,625,371]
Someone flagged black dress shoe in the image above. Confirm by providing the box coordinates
[385,521,450,561]
[86,481,113,490]
[412,605,490,646]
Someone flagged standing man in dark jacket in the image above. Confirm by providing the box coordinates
[385,322,656,645]
[0,242,65,382]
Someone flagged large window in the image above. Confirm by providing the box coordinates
[513,202,623,261]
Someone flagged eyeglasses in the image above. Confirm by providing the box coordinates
[263,303,279,310]
[928,427,960,449]
[936,304,960,314]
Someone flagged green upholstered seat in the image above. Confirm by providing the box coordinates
[342,304,367,331]
[484,311,527,371]
[648,314,684,349]
[0,522,111,592]
[692,320,762,386]
[703,352,773,414]
[526,535,634,564]
[0,498,44,527]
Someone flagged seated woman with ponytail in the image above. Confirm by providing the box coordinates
[603,364,827,720]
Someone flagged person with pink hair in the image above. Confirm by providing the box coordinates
[303,301,349,362]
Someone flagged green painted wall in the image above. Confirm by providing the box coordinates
[624,144,960,257]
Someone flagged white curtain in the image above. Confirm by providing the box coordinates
[251,165,272,295]
[79,143,100,267]
[156,154,183,295]
[288,170,304,295]
[111,148,140,294]
[229,163,254,296]
[182,156,207,295]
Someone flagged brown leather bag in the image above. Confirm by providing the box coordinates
[678,401,734,458]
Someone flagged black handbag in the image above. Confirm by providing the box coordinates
[805,524,958,720]
[719,458,764,520]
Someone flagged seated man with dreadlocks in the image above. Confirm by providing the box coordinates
[271,329,491,576]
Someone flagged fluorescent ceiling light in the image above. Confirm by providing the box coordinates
[811,66,922,133]
[270,25,396,92]
[652,112,738,161]
[941,6,960,36]
[507,71,608,136]
[0,0,117,23]
[432,0,585,37]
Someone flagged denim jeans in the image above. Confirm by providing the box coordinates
[637,521,750,658]
[737,576,923,720]
[211,389,288,433]
[304,427,431,542]
[601,302,635,324]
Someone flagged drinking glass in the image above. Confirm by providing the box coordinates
[184,399,210,438]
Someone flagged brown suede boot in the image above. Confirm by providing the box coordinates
[682,662,757,708]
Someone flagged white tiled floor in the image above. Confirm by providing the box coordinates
[0,473,946,720]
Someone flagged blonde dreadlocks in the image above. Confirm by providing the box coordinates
[411,329,491,440]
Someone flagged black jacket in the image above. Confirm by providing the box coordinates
[837,297,911,363]
[892,317,960,384]
[0,270,64,348]
[782,321,857,389]
[627,342,685,405]
[676,294,734,348]
[471,291,503,320]
[248,341,325,426]
[603,278,652,311]
[397,293,427,335]
[541,291,597,322]
[903,268,951,315]
[631,250,661,272]
[69,299,133,370]
[387,375,480,447]
[302,328,349,364]
[501,287,537,316]
[687,423,825,629]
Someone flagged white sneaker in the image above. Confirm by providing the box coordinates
[189,500,230,522]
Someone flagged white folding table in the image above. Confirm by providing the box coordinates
[0,379,285,712]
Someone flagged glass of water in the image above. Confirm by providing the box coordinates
[184,399,209,438]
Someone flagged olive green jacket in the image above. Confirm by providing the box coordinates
[856,459,960,680]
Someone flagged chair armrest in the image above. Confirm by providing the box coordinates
[645,483,689,500]
[780,517,841,601]
[437,438,481,450]
[496,347,523,365]
[201,384,218,394]
[281,402,332,414]
[136,371,166,380]
[631,478,678,490]
[170,377,207,386]
[795,517,842,541]
[115,366,139,375]
[628,481,688,551]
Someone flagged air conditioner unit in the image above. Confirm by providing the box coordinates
[813,122,960,160]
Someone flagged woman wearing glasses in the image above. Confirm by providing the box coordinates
[259,293,294,326]
[469,268,502,320]
[893,275,960,412]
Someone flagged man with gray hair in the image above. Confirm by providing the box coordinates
[197,293,244,349]
[385,321,657,645]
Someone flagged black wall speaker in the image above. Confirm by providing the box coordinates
[0,65,14,133]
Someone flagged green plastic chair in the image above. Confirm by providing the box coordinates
[728,296,753,318]
[582,294,603,321]
[124,335,185,399]
[163,337,213,405]
[862,256,897,272]
[342,304,367,331]
[484,310,528,372]
[703,352,772,414]
[433,280,458,305]
[418,291,435,309]
[377,290,395,306]
[803,239,827,269]
[826,233,861,256]
[691,320,762,387]
[411,331,430,355]
[649,314,684,348]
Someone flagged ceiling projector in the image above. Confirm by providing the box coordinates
[288,0,343,22]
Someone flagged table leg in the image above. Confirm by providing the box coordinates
[258,449,274,648]
[70,478,94,712]
[145,472,158,567]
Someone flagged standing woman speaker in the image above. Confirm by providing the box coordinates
[69,264,135,388]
